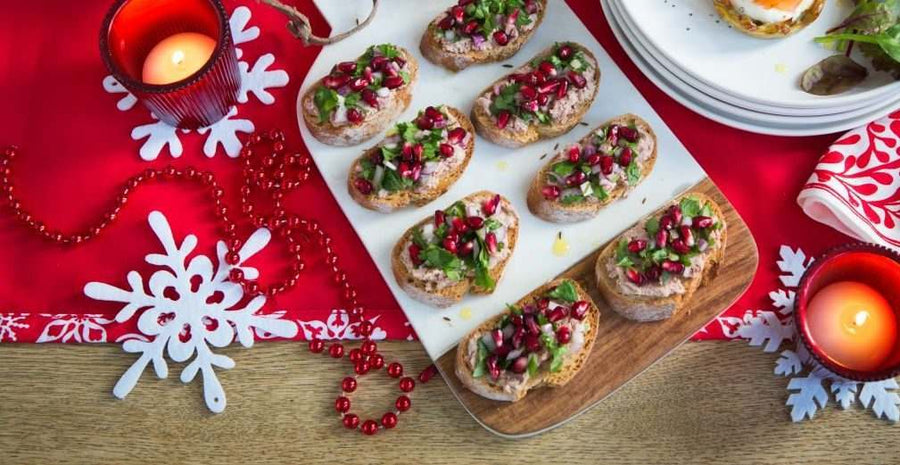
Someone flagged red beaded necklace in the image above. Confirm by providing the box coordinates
[0,131,437,435]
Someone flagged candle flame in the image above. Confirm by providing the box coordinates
[171,50,186,67]
[854,310,869,327]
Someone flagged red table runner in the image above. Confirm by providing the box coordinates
[0,0,850,343]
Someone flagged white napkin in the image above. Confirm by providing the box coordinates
[797,111,900,251]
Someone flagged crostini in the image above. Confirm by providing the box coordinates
[472,42,600,148]
[300,44,418,146]
[348,105,475,212]
[392,191,519,307]
[595,193,727,322]
[420,0,548,72]
[527,114,657,223]
[455,279,600,402]
[713,0,825,38]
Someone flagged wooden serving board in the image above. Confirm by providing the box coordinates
[436,177,758,438]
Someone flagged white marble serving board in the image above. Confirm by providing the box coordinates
[299,0,705,359]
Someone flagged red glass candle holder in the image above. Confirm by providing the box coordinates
[795,243,900,381]
[100,0,241,129]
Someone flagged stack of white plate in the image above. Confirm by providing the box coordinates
[602,0,900,136]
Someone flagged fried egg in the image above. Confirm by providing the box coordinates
[730,0,816,23]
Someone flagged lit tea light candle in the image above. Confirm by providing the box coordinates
[805,281,897,372]
[142,32,216,85]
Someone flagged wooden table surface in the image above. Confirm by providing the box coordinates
[0,341,894,465]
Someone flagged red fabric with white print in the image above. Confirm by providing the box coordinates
[0,0,872,345]
[799,111,900,250]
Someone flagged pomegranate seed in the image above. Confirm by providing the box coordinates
[485,232,498,254]
[442,237,458,254]
[532,70,547,85]
[393,56,407,68]
[539,61,557,77]
[439,143,454,158]
[671,238,690,254]
[434,210,446,227]
[619,126,639,142]
[383,76,404,89]
[448,127,467,145]
[618,147,633,166]
[419,364,438,383]
[680,225,694,246]
[369,151,384,165]
[662,260,685,274]
[382,65,399,79]
[349,77,369,92]
[491,329,504,348]
[458,240,475,256]
[538,298,550,310]
[558,45,574,60]
[493,30,509,46]
[556,326,572,344]
[511,314,524,327]
[520,84,537,100]
[354,178,373,195]
[669,205,683,225]
[600,155,614,175]
[401,143,414,160]
[439,15,455,29]
[525,0,539,14]
[451,5,465,22]
[538,80,561,95]
[495,345,510,359]
[463,20,479,35]
[537,92,549,105]
[525,315,540,336]
[337,61,357,74]
[547,307,567,323]
[525,334,541,352]
[607,125,620,144]
[660,215,675,230]
[408,244,422,266]
[482,194,500,216]
[566,171,587,187]
[571,301,589,320]
[496,110,511,129]
[425,106,443,120]
[510,356,529,374]
[413,143,424,163]
[567,71,587,89]
[371,55,388,71]
[323,74,350,89]
[521,99,539,113]
[556,79,569,99]
[628,239,647,252]
[542,185,561,200]
[466,216,485,229]
[486,355,501,380]
[361,88,379,108]
[626,268,644,286]
[416,115,434,130]
[693,216,714,229]
[451,217,469,233]
[567,145,581,163]
[347,108,363,124]
[645,266,662,282]
[587,154,602,165]
[398,161,412,178]
[656,229,668,248]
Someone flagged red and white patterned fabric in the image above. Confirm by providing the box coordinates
[0,0,866,344]
[799,111,900,250]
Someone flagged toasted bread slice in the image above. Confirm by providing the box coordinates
[713,0,825,39]
[455,279,601,402]
[347,106,476,213]
[300,45,418,147]
[527,114,657,223]
[595,193,728,322]
[472,43,600,148]
[419,0,548,72]
[391,191,519,308]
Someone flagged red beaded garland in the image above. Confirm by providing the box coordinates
[1,136,441,437]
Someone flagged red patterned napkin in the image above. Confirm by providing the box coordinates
[799,111,900,250]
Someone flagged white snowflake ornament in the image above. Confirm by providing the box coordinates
[726,245,900,423]
[84,211,297,413]
[0,314,29,342]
